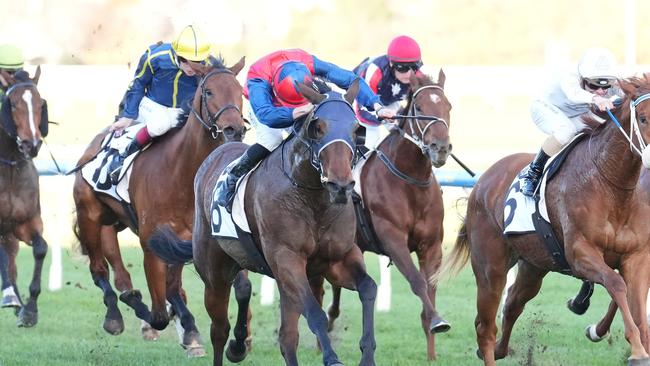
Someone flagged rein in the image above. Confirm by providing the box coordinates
[190,68,243,139]
[376,84,447,186]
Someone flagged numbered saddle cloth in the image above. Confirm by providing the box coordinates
[80,125,144,203]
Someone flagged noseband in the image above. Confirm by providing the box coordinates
[191,68,243,139]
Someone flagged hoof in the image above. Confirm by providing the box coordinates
[430,317,451,333]
[1,294,21,309]
[226,339,248,363]
[567,297,589,315]
[185,345,206,358]
[585,325,609,342]
[629,357,650,366]
[103,317,125,335]
[141,323,159,341]
[17,308,38,328]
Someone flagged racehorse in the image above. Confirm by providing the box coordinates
[152,80,378,366]
[72,57,247,354]
[442,74,650,366]
[0,67,48,327]
[322,70,452,360]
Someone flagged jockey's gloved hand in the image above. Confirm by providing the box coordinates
[611,96,623,108]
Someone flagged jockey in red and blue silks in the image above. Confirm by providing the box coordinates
[107,25,212,184]
[215,48,395,210]
[354,35,424,149]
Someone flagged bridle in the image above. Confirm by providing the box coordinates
[190,68,244,139]
[375,84,449,187]
[0,81,40,165]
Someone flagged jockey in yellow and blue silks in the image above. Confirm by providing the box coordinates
[215,48,396,210]
[108,25,212,184]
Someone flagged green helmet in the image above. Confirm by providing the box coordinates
[0,44,24,70]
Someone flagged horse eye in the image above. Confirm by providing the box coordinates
[205,89,213,97]
[415,104,422,113]
[641,115,648,124]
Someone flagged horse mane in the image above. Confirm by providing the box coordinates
[208,55,227,70]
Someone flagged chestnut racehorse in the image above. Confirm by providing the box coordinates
[443,74,650,366]
[72,57,247,354]
[323,70,452,360]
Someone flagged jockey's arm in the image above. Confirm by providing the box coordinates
[312,56,379,109]
[121,50,154,120]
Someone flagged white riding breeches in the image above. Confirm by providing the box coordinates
[136,96,183,137]
[249,108,290,151]
[530,99,590,146]
[363,124,382,149]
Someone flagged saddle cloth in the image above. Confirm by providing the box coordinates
[210,162,256,238]
[80,125,144,203]
[503,134,584,234]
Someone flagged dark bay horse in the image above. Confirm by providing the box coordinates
[0,67,48,327]
[443,74,650,366]
[152,80,378,366]
[323,70,452,360]
[72,57,247,353]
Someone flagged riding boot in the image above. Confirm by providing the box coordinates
[521,149,550,197]
[215,143,270,212]
[109,138,143,185]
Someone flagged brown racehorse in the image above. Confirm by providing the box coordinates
[72,57,247,353]
[151,80,378,366]
[322,70,452,360]
[0,67,48,327]
[442,74,650,366]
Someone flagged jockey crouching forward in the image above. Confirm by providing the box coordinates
[521,47,623,197]
[354,35,424,149]
[108,25,213,184]
[215,48,396,211]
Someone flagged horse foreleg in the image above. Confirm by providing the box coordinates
[167,263,205,357]
[417,236,450,361]
[274,253,341,366]
[137,251,168,330]
[326,249,377,366]
[586,300,617,342]
[15,232,47,327]
[0,238,21,309]
[495,260,547,360]
[574,243,650,362]
[226,270,252,362]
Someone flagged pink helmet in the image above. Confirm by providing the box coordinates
[387,35,421,63]
[272,61,314,107]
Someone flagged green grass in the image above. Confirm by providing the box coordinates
[1,245,631,366]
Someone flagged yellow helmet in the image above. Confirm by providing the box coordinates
[0,44,24,70]
[172,25,211,62]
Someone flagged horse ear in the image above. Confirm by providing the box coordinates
[619,77,637,98]
[228,56,245,76]
[438,68,446,88]
[32,65,41,85]
[296,82,326,105]
[343,78,360,105]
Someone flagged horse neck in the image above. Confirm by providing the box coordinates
[378,128,433,180]
[168,114,223,176]
[590,119,642,194]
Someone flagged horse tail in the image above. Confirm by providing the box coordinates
[148,225,193,265]
[71,215,87,255]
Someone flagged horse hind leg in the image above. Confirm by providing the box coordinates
[225,270,252,362]
[585,300,616,342]
[327,285,342,332]
[495,260,547,360]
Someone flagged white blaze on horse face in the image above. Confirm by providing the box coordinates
[430,94,441,104]
[21,90,37,140]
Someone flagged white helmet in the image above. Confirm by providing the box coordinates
[577,47,617,79]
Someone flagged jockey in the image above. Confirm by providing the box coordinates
[215,48,396,210]
[521,47,622,197]
[0,43,25,104]
[107,25,212,184]
[353,35,424,148]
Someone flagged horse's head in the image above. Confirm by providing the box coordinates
[618,74,650,169]
[295,80,361,204]
[188,56,247,142]
[0,67,44,158]
[402,69,452,167]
